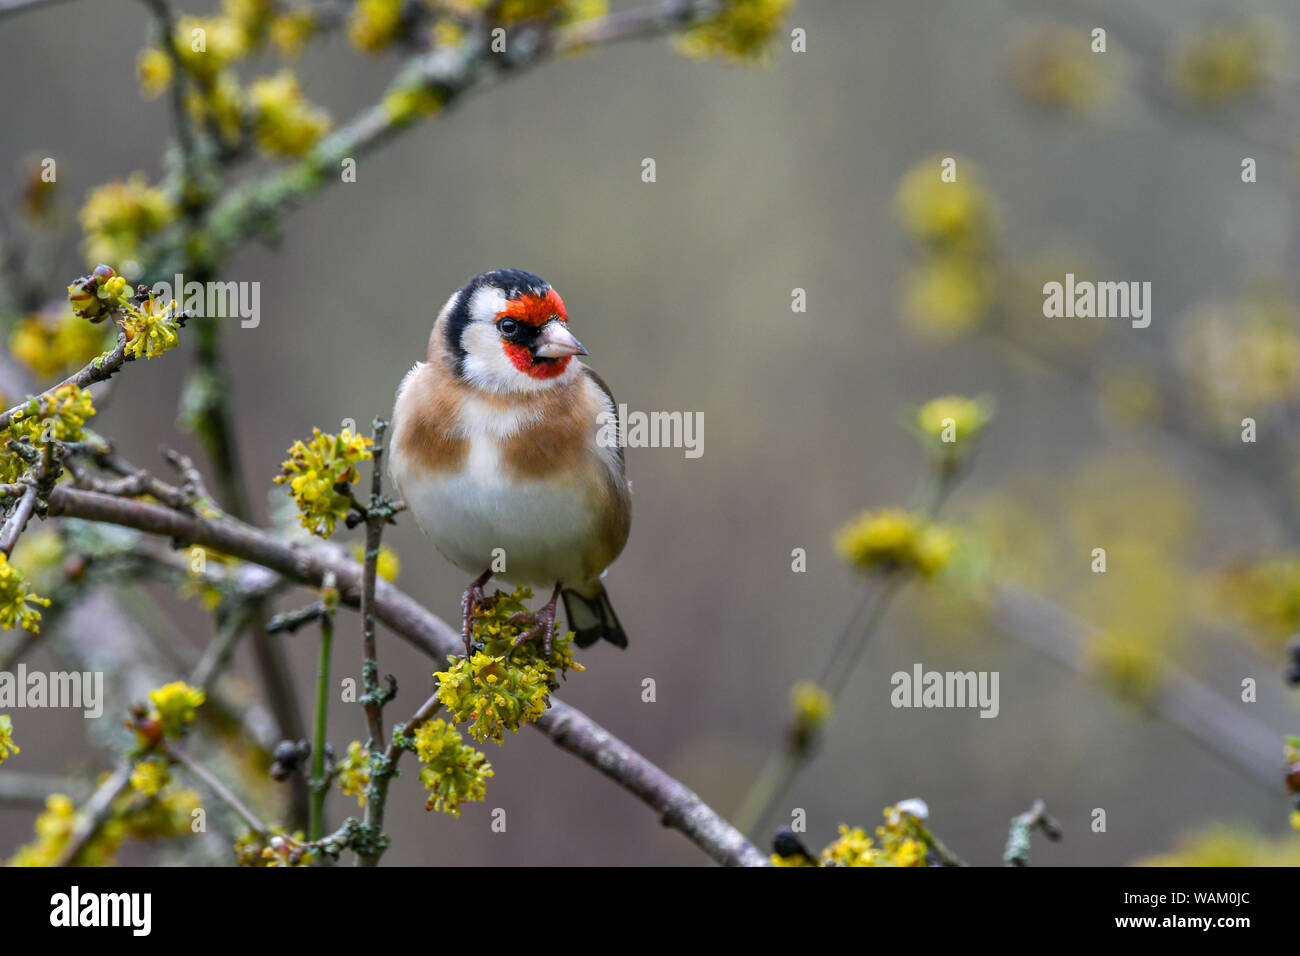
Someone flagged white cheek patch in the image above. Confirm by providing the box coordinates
[459,322,580,395]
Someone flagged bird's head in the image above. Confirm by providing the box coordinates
[436,269,587,393]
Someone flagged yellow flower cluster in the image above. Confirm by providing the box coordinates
[1008,24,1122,115]
[136,48,173,99]
[349,0,406,52]
[413,718,494,815]
[1170,18,1283,107]
[185,70,246,145]
[9,783,200,866]
[896,157,999,340]
[144,681,206,741]
[351,543,401,581]
[129,757,172,797]
[1216,556,1300,654]
[2,383,97,482]
[676,0,793,63]
[122,293,186,360]
[0,555,52,633]
[1138,826,1300,867]
[773,808,930,867]
[9,309,109,381]
[435,586,583,743]
[249,71,332,157]
[834,508,959,578]
[788,681,830,753]
[1180,297,1300,429]
[271,7,318,58]
[382,83,444,127]
[173,15,250,78]
[337,740,371,807]
[0,714,18,765]
[912,394,993,466]
[274,427,374,538]
[78,176,175,270]
[1084,629,1166,706]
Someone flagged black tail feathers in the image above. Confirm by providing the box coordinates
[561,585,628,649]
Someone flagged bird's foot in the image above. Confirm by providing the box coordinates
[460,569,494,658]
[508,584,562,659]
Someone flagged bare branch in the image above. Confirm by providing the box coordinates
[46,484,768,866]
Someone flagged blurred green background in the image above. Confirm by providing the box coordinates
[2,0,1300,865]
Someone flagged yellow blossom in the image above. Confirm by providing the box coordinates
[130,758,172,797]
[336,741,371,807]
[249,71,331,157]
[412,718,494,815]
[9,309,110,379]
[147,681,206,738]
[902,256,995,340]
[121,293,186,360]
[352,543,401,581]
[1170,18,1283,107]
[1008,24,1123,114]
[136,48,173,98]
[0,554,52,633]
[676,0,793,63]
[0,715,18,765]
[274,427,373,537]
[270,7,317,58]
[896,157,997,252]
[173,16,248,77]
[435,586,582,743]
[78,175,175,268]
[348,0,406,52]
[1084,630,1166,705]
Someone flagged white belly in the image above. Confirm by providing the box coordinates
[395,437,598,588]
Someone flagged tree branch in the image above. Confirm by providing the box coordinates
[45,484,767,866]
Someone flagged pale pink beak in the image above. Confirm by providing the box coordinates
[534,320,588,358]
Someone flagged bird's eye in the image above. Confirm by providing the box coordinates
[498,319,519,336]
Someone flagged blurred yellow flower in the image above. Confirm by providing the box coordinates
[136,48,173,99]
[9,308,109,379]
[834,509,958,578]
[902,255,995,340]
[1170,18,1284,107]
[249,71,331,157]
[78,175,176,269]
[349,0,405,52]
[1084,629,1166,706]
[352,543,401,582]
[896,157,997,252]
[271,7,317,58]
[0,554,52,633]
[676,0,793,63]
[0,715,18,765]
[1008,24,1122,114]
[1138,826,1300,866]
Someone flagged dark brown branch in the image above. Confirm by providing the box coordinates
[45,484,767,866]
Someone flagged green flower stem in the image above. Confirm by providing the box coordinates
[309,606,335,843]
[736,464,964,841]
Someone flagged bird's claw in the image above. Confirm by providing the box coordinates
[508,603,556,660]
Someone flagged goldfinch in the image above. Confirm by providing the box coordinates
[388,269,631,656]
